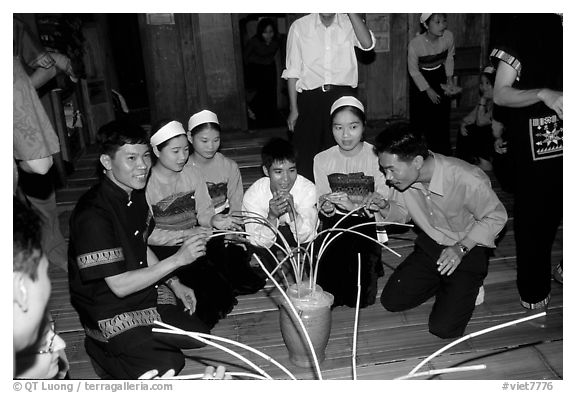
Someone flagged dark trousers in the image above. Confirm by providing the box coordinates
[514,161,562,306]
[293,86,356,181]
[381,232,488,338]
[85,303,210,379]
[316,213,381,308]
[456,124,495,163]
[409,66,452,156]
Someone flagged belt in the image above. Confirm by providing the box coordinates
[314,84,341,93]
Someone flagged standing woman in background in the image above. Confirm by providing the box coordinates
[408,13,456,156]
[244,17,281,128]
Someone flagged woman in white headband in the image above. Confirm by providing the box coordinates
[408,13,456,156]
[145,119,243,329]
[186,109,266,296]
[186,110,243,215]
[312,96,391,308]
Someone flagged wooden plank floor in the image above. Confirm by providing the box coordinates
[50,118,563,380]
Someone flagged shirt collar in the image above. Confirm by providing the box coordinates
[314,13,343,30]
[410,152,444,196]
[101,175,132,202]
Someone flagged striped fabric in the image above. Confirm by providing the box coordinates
[490,48,522,81]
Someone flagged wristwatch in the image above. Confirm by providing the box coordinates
[455,242,469,256]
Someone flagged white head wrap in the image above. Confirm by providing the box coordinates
[420,13,433,24]
[330,96,365,115]
[150,120,186,147]
[188,110,219,131]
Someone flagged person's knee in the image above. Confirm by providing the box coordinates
[380,290,408,312]
[428,315,466,339]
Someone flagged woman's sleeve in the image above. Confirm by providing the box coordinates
[227,160,244,214]
[313,153,332,199]
[444,31,455,78]
[195,179,216,227]
[408,39,429,91]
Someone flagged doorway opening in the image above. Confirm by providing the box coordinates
[238,14,288,130]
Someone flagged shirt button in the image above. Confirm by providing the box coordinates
[139,261,143,265]
[134,230,139,236]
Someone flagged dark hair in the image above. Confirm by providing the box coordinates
[419,13,447,34]
[481,69,496,87]
[373,122,430,161]
[189,122,221,138]
[255,18,277,42]
[13,196,43,280]
[150,119,187,152]
[261,137,296,170]
[97,119,149,158]
[330,105,367,126]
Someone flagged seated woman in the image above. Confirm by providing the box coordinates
[145,120,243,328]
[186,109,265,294]
[313,96,391,308]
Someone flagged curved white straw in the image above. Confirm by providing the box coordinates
[409,311,546,375]
[153,322,272,380]
[153,325,297,380]
[395,364,486,380]
[208,229,292,287]
[352,253,361,380]
[171,371,269,380]
[311,222,411,287]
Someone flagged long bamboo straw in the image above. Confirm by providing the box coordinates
[153,322,273,380]
[352,253,361,380]
[395,364,487,380]
[311,222,411,288]
[153,322,297,380]
[170,372,269,380]
[408,311,546,375]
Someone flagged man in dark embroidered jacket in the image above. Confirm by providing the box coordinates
[491,14,562,313]
[68,120,211,378]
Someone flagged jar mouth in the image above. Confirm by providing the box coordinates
[286,282,334,309]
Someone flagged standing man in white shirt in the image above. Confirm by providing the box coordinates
[282,13,375,181]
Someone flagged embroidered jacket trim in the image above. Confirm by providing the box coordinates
[76,248,124,269]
